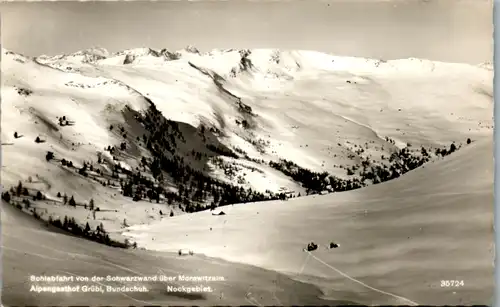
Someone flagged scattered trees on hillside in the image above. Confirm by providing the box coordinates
[385,136,396,145]
[435,142,460,158]
[36,98,470,228]
[103,104,468,213]
[268,159,363,194]
[48,214,129,248]
[2,177,135,248]
[3,186,123,247]
[100,105,284,212]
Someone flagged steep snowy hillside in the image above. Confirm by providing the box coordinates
[1,46,493,246]
[125,137,494,306]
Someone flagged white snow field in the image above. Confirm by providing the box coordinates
[125,137,494,306]
[1,46,494,305]
[2,199,351,306]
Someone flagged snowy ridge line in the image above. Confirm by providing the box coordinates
[29,46,491,68]
[33,53,156,107]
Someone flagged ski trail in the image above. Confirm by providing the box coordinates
[2,246,66,262]
[305,251,419,306]
[271,278,283,306]
[3,233,146,277]
[5,234,270,306]
[247,296,263,306]
[245,296,261,306]
[297,252,311,275]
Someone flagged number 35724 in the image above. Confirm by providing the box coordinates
[441,280,465,287]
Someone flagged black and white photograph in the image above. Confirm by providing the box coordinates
[0,0,494,306]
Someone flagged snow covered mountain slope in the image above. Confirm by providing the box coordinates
[1,198,355,306]
[2,46,493,305]
[1,45,493,243]
[124,136,494,306]
[32,47,493,175]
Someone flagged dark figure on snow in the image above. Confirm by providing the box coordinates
[307,242,318,251]
[330,242,339,249]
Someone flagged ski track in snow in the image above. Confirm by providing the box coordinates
[304,251,419,306]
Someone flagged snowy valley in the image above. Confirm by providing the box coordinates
[1,46,494,305]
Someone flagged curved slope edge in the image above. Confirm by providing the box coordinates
[125,136,494,306]
[1,199,358,306]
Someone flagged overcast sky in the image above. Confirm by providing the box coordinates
[0,0,493,64]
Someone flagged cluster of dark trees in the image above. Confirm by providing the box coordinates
[355,141,464,184]
[269,141,466,194]
[2,182,131,249]
[2,181,46,202]
[47,151,97,179]
[103,103,293,212]
[354,146,430,184]
[5,181,94,211]
[435,142,459,157]
[270,159,333,193]
[46,215,131,248]
[119,155,287,212]
[206,144,238,158]
[269,159,364,194]
[16,87,33,96]
[54,192,81,207]
[247,138,269,154]
[47,152,78,170]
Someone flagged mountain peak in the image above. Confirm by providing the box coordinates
[74,46,110,57]
[117,47,160,57]
[183,45,200,54]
